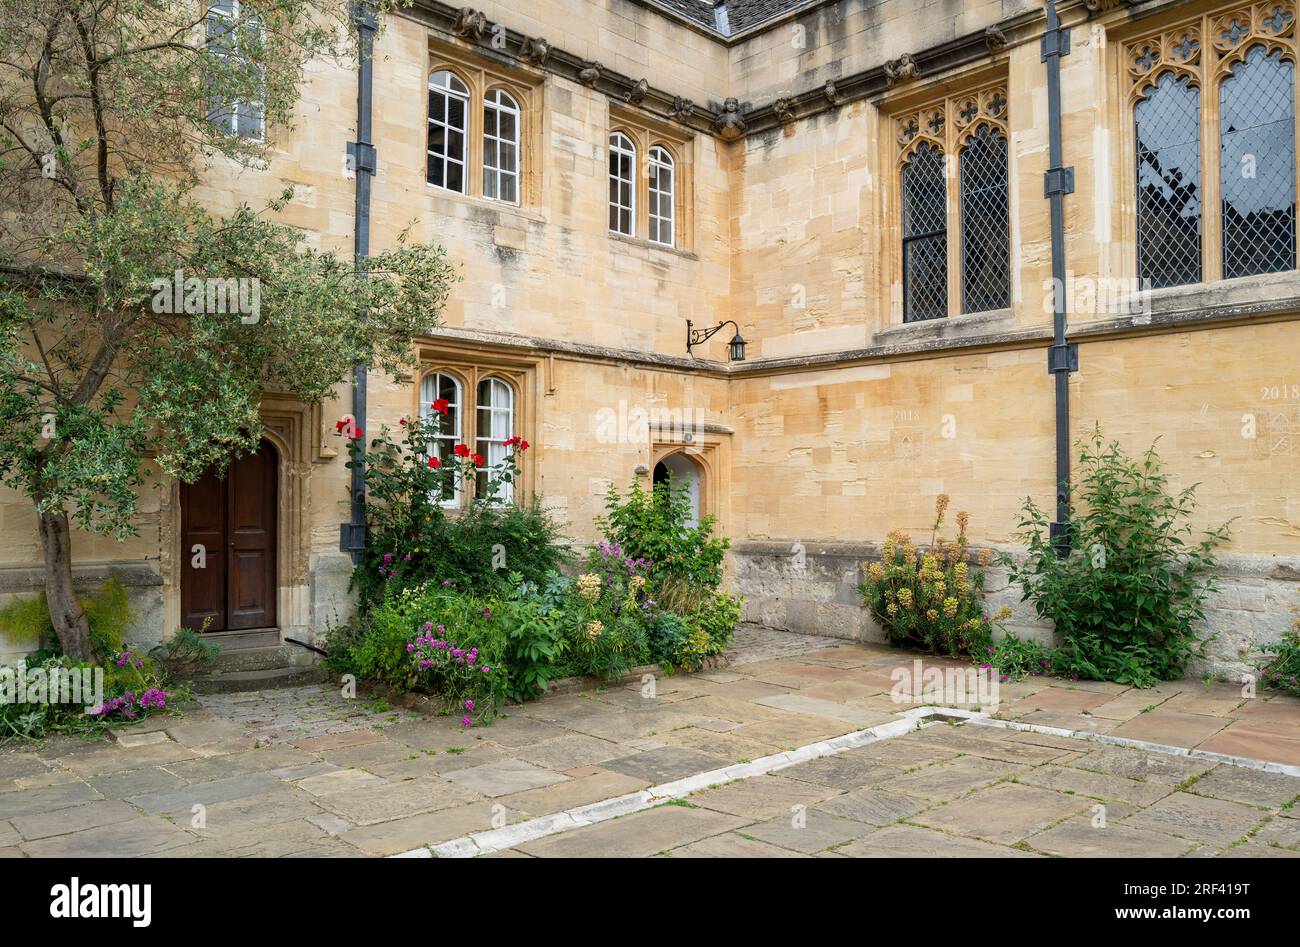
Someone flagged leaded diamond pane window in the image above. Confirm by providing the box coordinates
[1220,45,1296,279]
[959,125,1010,313]
[1136,72,1203,289]
[902,143,948,322]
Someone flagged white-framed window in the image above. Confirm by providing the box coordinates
[647,145,675,246]
[483,89,520,204]
[609,132,636,236]
[205,0,264,140]
[419,371,463,505]
[475,377,515,502]
[427,70,469,193]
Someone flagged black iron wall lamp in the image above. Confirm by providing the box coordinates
[686,319,746,361]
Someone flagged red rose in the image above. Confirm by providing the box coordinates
[519,440,529,451]
[431,398,449,415]
[334,419,347,434]
[470,453,485,467]
[399,418,407,426]
[427,456,441,469]
[453,444,470,458]
[351,427,363,440]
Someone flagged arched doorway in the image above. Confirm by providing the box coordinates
[180,440,279,632]
[653,451,702,527]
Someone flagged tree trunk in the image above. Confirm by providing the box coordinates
[37,509,91,661]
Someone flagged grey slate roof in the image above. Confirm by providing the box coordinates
[644,0,811,36]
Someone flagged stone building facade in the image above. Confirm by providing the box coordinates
[2,0,1298,680]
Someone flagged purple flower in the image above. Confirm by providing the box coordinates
[464,699,475,711]
[461,715,473,728]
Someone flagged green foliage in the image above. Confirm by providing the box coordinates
[859,497,1003,657]
[149,625,221,683]
[598,477,729,587]
[975,632,1051,683]
[0,0,456,656]
[0,578,134,659]
[1005,430,1230,687]
[1258,611,1300,697]
[347,418,565,609]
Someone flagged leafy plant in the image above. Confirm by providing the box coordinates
[0,578,135,660]
[859,496,1004,657]
[976,632,1051,682]
[346,416,563,608]
[1258,609,1300,697]
[1004,429,1231,687]
[598,477,728,588]
[149,624,221,683]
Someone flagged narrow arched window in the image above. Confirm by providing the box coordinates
[1220,45,1296,279]
[475,377,515,502]
[901,142,948,322]
[427,70,469,193]
[483,89,520,203]
[959,124,1010,312]
[648,145,675,246]
[1135,72,1202,289]
[420,371,462,504]
[609,132,636,236]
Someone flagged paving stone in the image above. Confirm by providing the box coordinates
[87,766,188,799]
[668,832,812,857]
[730,714,850,749]
[21,816,193,857]
[475,715,570,747]
[562,708,703,743]
[836,824,1040,857]
[292,729,388,751]
[0,754,53,781]
[658,727,780,762]
[442,758,571,797]
[0,821,16,846]
[295,768,383,797]
[752,693,891,727]
[312,777,482,826]
[1188,766,1300,809]
[56,742,201,776]
[700,679,800,702]
[0,780,101,819]
[495,770,650,817]
[514,805,747,858]
[1234,695,1300,725]
[1218,842,1300,858]
[11,770,80,791]
[813,788,930,826]
[1089,690,1176,720]
[1004,688,1114,716]
[912,726,1069,764]
[1018,764,1175,806]
[1024,815,1197,857]
[161,745,316,782]
[600,747,730,784]
[512,734,625,770]
[165,819,357,858]
[741,809,873,854]
[776,752,901,790]
[191,789,325,836]
[1197,723,1300,767]
[875,756,1022,802]
[842,737,958,769]
[1109,710,1233,747]
[12,800,140,841]
[1254,816,1300,849]
[688,775,841,819]
[127,772,283,816]
[341,801,518,855]
[1123,792,1269,847]
[668,695,792,724]
[912,782,1090,845]
[109,729,171,748]
[1067,746,1215,783]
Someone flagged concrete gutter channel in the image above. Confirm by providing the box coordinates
[392,706,1300,858]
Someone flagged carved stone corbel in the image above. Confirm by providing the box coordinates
[578,61,602,86]
[453,7,488,40]
[773,98,796,124]
[623,78,649,104]
[669,96,694,121]
[710,97,747,140]
[520,36,550,66]
[883,53,919,87]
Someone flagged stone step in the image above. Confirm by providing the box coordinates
[207,628,282,652]
[212,644,296,673]
[191,665,327,694]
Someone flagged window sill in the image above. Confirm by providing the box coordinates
[607,231,697,260]
[423,183,545,226]
[873,307,1013,346]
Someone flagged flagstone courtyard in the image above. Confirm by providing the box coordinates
[1,627,1297,858]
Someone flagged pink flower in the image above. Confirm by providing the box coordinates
[461,715,473,728]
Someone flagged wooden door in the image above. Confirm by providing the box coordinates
[181,441,278,632]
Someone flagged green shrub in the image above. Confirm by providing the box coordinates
[346,418,567,609]
[0,577,134,659]
[976,632,1050,682]
[1258,611,1300,697]
[1005,429,1230,687]
[149,625,221,683]
[598,477,728,587]
[859,496,1004,657]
